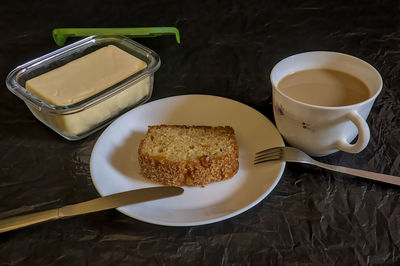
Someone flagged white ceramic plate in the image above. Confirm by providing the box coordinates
[90,95,285,226]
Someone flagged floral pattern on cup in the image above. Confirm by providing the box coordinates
[274,104,284,116]
[274,104,313,131]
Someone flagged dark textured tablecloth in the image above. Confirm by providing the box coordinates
[1,0,400,265]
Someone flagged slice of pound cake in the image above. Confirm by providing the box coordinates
[138,125,239,186]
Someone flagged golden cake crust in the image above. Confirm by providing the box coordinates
[138,125,239,186]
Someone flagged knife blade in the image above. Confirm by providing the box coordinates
[0,186,184,233]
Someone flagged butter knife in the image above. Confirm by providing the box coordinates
[0,186,184,233]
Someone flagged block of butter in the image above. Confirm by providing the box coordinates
[6,36,161,140]
[26,45,147,106]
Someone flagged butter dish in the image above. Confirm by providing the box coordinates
[6,35,160,140]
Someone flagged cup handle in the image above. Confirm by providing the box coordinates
[334,111,370,153]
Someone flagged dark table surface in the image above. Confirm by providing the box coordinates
[1,0,400,265]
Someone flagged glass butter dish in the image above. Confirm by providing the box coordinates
[6,35,160,140]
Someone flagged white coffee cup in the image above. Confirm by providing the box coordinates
[270,51,382,157]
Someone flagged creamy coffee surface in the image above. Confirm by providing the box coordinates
[278,68,371,107]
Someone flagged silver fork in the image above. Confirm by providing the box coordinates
[254,146,400,186]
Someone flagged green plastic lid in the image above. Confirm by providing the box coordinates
[52,27,181,46]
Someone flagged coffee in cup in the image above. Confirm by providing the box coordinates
[270,51,382,156]
[278,68,371,107]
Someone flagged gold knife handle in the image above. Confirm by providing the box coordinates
[0,209,60,233]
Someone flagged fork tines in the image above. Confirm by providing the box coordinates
[254,146,284,165]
